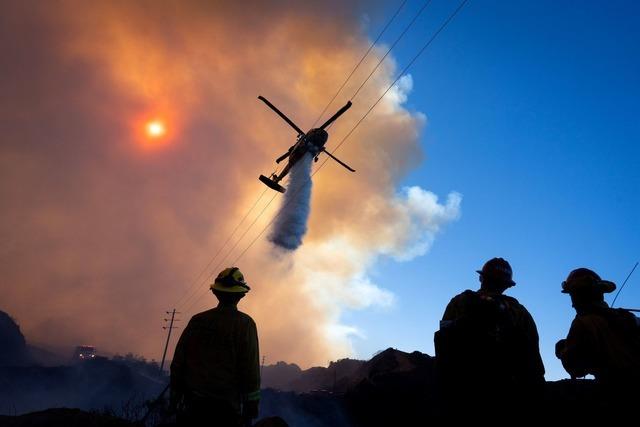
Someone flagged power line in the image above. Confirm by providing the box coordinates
[350,0,432,101]
[173,188,269,309]
[311,0,409,128]
[172,3,416,314]
[177,0,471,317]
[224,0,471,276]
[229,0,461,266]
[334,1,469,158]
[172,159,292,313]
[179,192,279,315]
[171,0,409,310]
[611,261,639,307]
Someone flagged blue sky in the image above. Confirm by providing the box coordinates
[344,0,639,380]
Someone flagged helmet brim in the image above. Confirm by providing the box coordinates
[211,282,250,293]
[561,279,616,294]
[476,270,515,286]
[599,280,616,293]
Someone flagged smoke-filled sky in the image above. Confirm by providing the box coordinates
[2,0,638,379]
[0,0,461,367]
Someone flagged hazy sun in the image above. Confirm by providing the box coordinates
[134,113,176,150]
[146,120,166,138]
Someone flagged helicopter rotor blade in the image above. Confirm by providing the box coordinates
[321,148,355,172]
[258,96,305,136]
[319,101,352,130]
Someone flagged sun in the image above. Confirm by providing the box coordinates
[133,113,176,150]
[146,120,166,138]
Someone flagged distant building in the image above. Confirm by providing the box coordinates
[72,345,96,361]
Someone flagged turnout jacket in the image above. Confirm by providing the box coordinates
[171,304,260,413]
[438,289,545,385]
[558,304,640,385]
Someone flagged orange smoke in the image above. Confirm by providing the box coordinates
[0,1,461,367]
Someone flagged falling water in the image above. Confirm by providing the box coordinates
[269,153,314,250]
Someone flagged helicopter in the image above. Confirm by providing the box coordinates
[257,95,355,193]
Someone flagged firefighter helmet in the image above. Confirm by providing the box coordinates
[477,257,516,287]
[561,268,616,294]
[211,267,251,293]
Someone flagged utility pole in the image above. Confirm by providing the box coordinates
[261,355,266,377]
[160,309,180,373]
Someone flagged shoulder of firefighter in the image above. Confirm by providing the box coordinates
[170,307,261,412]
[557,308,640,382]
[436,288,545,381]
[440,290,527,326]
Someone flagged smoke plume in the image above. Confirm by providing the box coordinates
[0,0,462,366]
[269,153,314,250]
